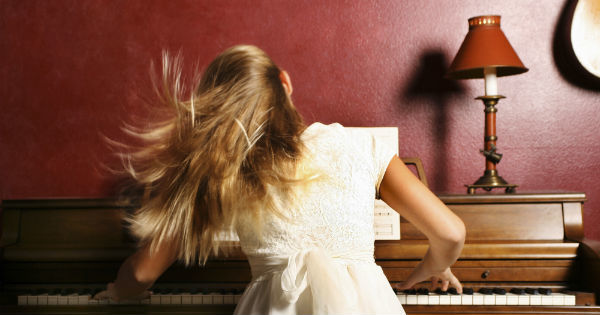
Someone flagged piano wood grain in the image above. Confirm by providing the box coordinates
[2,192,599,314]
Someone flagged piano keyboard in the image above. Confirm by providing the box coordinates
[17,287,577,306]
[394,288,576,306]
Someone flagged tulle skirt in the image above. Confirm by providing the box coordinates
[233,248,405,315]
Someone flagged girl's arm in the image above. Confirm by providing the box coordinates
[379,156,466,292]
[93,239,178,301]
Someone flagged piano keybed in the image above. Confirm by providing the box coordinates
[16,287,578,307]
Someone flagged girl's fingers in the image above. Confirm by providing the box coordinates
[137,290,151,300]
[450,273,463,294]
[430,276,439,290]
[92,290,109,300]
[441,279,450,291]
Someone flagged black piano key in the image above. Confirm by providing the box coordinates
[462,287,474,295]
[478,288,493,295]
[34,288,47,295]
[525,288,539,295]
[539,288,552,295]
[492,288,506,295]
[49,289,61,295]
[510,288,525,295]
[434,288,448,295]
[447,287,459,295]
[92,288,102,296]
[61,288,75,296]
[417,288,429,295]
[404,289,417,295]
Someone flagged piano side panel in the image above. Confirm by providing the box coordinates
[580,239,600,304]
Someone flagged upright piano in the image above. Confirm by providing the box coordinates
[1,192,599,314]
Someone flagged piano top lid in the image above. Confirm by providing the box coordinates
[438,192,586,204]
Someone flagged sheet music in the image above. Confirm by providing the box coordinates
[350,127,401,240]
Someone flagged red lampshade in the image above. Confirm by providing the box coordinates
[447,15,528,79]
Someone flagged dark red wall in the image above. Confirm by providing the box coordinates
[2,1,599,239]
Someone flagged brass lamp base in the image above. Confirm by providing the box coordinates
[466,170,517,194]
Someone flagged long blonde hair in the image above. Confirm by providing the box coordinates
[119,45,306,266]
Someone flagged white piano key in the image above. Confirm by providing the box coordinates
[37,294,48,305]
[450,295,462,305]
[396,293,406,305]
[67,294,79,305]
[438,294,450,305]
[78,294,90,305]
[160,294,172,305]
[47,295,58,305]
[564,294,576,306]
[171,294,182,304]
[405,294,418,305]
[483,294,495,305]
[472,293,484,305]
[223,294,235,304]
[541,294,553,305]
[150,294,161,304]
[98,298,109,305]
[550,293,564,306]
[416,294,429,305]
[17,295,27,305]
[506,293,519,305]
[518,294,530,305]
[192,293,204,305]
[202,294,213,304]
[179,292,191,304]
[530,295,542,305]
[212,294,224,305]
[88,298,99,305]
[461,294,473,305]
[495,294,507,305]
[27,295,38,305]
[428,294,440,305]
[58,295,69,305]
[234,294,242,304]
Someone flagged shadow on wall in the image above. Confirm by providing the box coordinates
[553,0,600,90]
[398,50,465,192]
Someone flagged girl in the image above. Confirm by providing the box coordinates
[94,45,465,314]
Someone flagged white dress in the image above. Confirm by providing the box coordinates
[234,123,405,315]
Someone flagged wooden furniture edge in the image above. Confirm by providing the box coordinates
[580,238,600,304]
[438,192,587,204]
[2,192,587,209]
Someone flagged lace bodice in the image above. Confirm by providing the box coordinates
[235,123,396,261]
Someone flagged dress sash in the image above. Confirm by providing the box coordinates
[248,248,374,314]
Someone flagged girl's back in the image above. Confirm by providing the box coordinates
[234,122,405,314]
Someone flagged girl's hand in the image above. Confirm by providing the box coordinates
[396,262,462,293]
[92,282,151,302]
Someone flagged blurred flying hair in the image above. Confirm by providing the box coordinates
[116,45,307,266]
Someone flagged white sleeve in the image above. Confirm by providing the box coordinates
[370,133,397,199]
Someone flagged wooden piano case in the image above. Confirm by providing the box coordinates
[1,192,600,314]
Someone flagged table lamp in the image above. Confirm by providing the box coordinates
[447,15,528,194]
